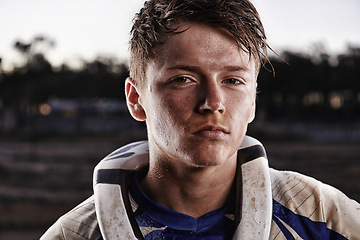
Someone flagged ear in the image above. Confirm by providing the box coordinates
[125,77,146,121]
[248,99,256,124]
[248,83,257,124]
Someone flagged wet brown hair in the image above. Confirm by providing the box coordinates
[130,0,271,84]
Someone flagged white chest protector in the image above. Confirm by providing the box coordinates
[93,136,272,239]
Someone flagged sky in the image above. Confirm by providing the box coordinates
[0,0,359,71]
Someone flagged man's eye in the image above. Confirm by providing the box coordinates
[173,77,191,83]
[223,78,242,84]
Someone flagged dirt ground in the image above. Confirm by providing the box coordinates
[0,134,359,239]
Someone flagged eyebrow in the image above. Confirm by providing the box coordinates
[166,65,201,72]
[166,65,248,72]
[222,65,249,72]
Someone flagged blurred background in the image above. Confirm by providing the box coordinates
[0,0,359,239]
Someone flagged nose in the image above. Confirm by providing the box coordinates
[198,81,225,114]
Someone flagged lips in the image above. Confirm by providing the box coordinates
[193,125,229,139]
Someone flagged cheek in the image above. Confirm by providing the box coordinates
[149,94,185,130]
[161,91,192,116]
[229,93,255,122]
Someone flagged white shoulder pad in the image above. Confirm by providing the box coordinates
[94,141,149,240]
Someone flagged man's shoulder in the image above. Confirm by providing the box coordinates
[269,167,357,207]
[269,168,360,239]
[40,195,101,240]
[269,168,322,199]
[269,168,326,220]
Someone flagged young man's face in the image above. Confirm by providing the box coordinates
[129,23,257,168]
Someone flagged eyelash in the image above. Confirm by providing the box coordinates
[223,78,243,85]
[169,76,245,86]
[173,76,192,83]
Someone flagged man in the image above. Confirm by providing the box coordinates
[41,0,360,239]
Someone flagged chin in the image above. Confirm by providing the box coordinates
[190,160,223,168]
[186,151,231,168]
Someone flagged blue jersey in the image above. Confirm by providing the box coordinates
[128,172,236,240]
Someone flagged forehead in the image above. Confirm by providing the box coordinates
[146,23,256,77]
[146,23,256,80]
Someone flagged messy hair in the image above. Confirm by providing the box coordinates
[130,0,271,84]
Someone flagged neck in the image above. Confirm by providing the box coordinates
[139,154,238,218]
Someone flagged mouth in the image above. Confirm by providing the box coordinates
[193,125,229,139]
